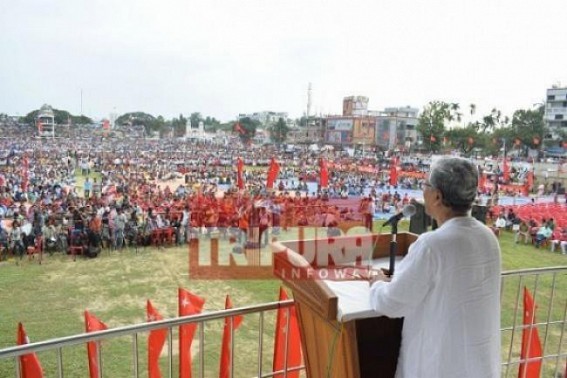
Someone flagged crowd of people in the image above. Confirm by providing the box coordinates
[0,123,428,260]
[0,121,563,260]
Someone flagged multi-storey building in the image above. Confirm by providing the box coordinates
[375,106,419,151]
[545,86,567,140]
[37,104,56,138]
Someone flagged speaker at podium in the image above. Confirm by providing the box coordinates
[273,232,418,378]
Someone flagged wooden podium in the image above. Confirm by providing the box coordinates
[273,232,418,378]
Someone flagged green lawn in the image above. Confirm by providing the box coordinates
[0,224,565,377]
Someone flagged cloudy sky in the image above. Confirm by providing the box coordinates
[1,0,566,122]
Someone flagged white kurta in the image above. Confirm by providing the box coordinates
[370,216,501,378]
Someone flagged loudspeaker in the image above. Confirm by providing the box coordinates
[471,205,488,224]
[409,201,431,235]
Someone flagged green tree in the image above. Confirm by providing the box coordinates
[189,112,203,129]
[416,101,462,152]
[22,108,93,125]
[510,106,545,151]
[236,117,258,144]
[269,118,290,145]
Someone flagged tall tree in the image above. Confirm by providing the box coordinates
[270,118,290,145]
[416,101,461,152]
[236,117,258,144]
[510,106,546,151]
[189,112,203,129]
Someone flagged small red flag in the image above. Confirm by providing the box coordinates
[266,157,280,189]
[236,157,244,190]
[533,137,540,145]
[16,323,44,378]
[389,157,398,186]
[273,288,302,378]
[503,158,510,183]
[219,295,243,378]
[518,287,542,378]
[147,300,167,378]
[179,288,205,378]
[84,311,108,378]
[319,158,329,188]
[234,122,245,135]
[430,135,436,142]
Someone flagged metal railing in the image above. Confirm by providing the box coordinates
[0,299,303,378]
[500,266,567,377]
[1,267,566,377]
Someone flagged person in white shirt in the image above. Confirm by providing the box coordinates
[368,157,501,378]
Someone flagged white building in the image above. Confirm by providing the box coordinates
[238,111,289,127]
[545,86,567,139]
[37,104,56,138]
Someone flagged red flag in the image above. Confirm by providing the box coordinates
[533,137,540,145]
[430,135,436,142]
[273,288,302,378]
[236,157,244,190]
[389,157,398,186]
[84,311,108,378]
[22,154,29,192]
[503,158,510,182]
[179,288,205,378]
[518,287,542,378]
[266,157,280,189]
[16,323,44,378]
[478,173,486,191]
[319,158,328,188]
[219,295,243,378]
[147,300,167,378]
[234,122,245,134]
[36,119,43,133]
[524,170,534,196]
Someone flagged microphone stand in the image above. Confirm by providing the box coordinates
[388,220,399,277]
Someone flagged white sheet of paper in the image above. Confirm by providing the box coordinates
[324,256,403,322]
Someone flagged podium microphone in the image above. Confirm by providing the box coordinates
[382,204,416,277]
[382,204,416,227]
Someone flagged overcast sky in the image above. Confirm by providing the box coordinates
[1,0,566,122]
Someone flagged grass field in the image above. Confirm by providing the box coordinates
[0,223,566,377]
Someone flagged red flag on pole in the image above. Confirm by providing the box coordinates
[273,288,302,378]
[319,158,328,188]
[389,157,398,186]
[219,295,243,378]
[234,122,245,134]
[236,157,244,190]
[518,287,542,378]
[266,157,280,189]
[503,158,510,183]
[84,311,108,378]
[22,154,29,192]
[179,288,205,378]
[16,323,44,378]
[147,300,167,378]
